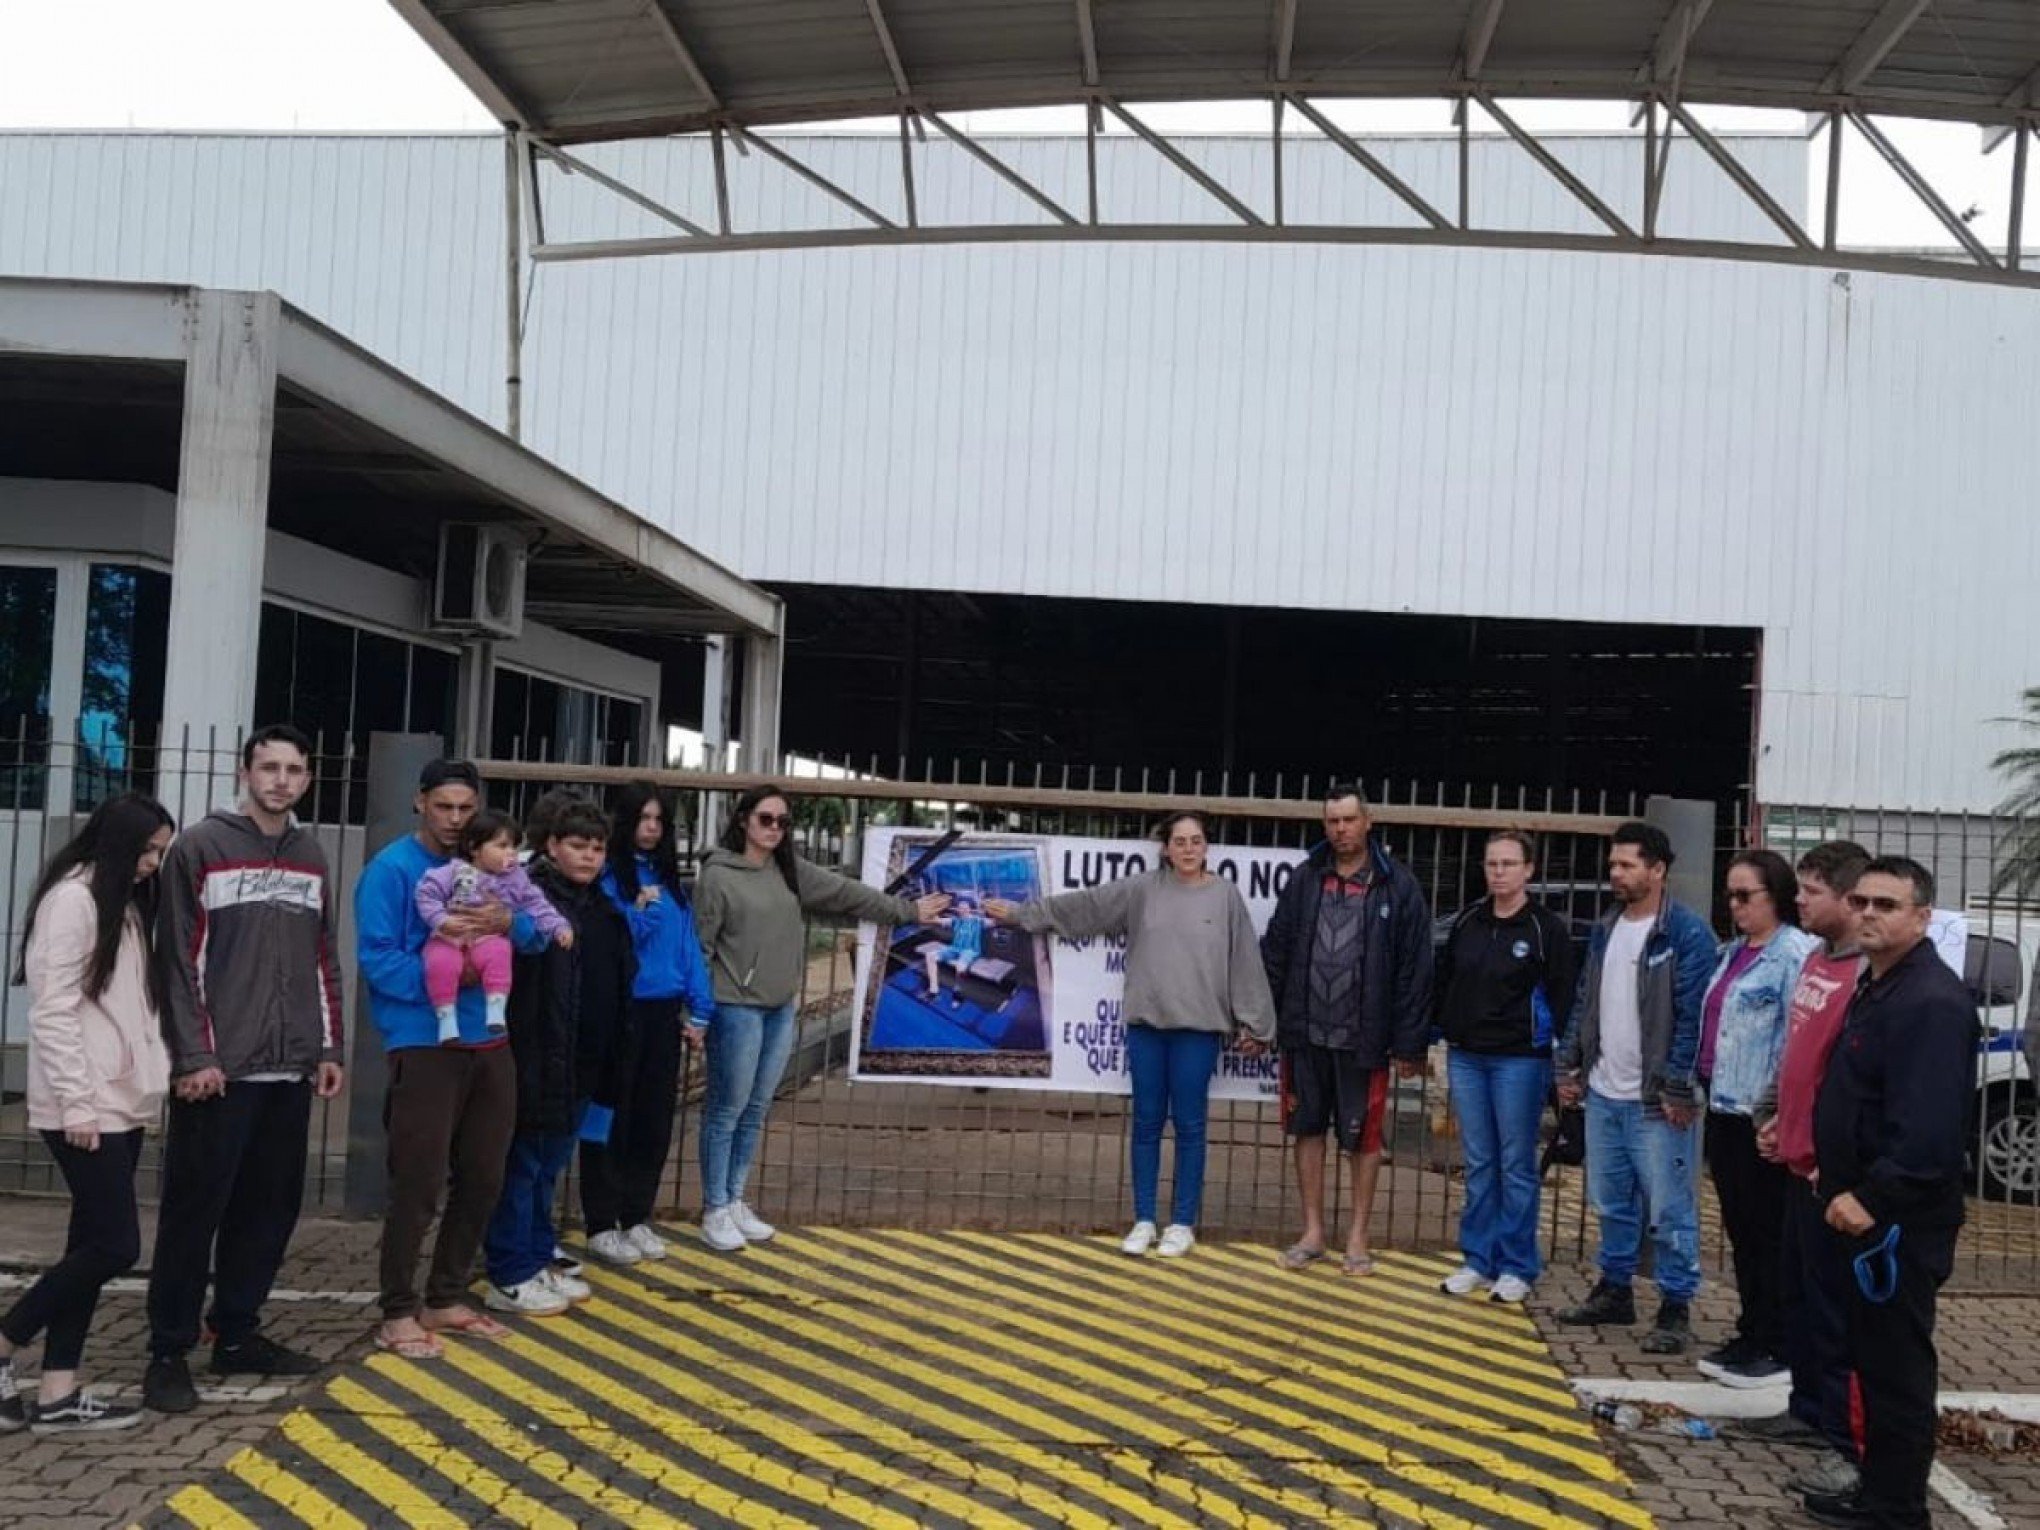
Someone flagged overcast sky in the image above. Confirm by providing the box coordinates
[1,0,2031,252]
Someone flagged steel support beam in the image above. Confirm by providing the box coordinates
[1285,94,1449,229]
[645,0,724,111]
[1273,0,1299,84]
[864,0,912,98]
[1476,93,1635,237]
[1648,0,1714,95]
[503,133,524,440]
[1458,0,1506,82]
[1075,0,1099,87]
[536,141,712,238]
[921,110,1079,224]
[1102,99,1265,225]
[730,127,898,229]
[1664,100,1814,249]
[2011,123,2030,271]
[1848,109,1999,268]
[1822,0,1929,96]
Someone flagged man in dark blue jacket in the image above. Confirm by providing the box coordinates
[1555,821,1718,1354]
[1802,856,1976,1530]
[1261,784,1432,1276]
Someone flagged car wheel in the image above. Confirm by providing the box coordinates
[1978,1090,2040,1202]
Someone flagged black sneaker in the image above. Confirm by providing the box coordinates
[1727,1410,1824,1446]
[1801,1487,1875,1527]
[1640,1299,1693,1354]
[208,1334,320,1377]
[1557,1280,1636,1326]
[0,1361,26,1434]
[30,1389,145,1434]
[1716,1351,1789,1389]
[143,1354,198,1414]
[1696,1334,1760,1377]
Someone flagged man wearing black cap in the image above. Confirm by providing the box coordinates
[355,759,550,1357]
[1803,855,1976,1529]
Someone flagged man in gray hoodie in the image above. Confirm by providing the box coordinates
[143,724,344,1414]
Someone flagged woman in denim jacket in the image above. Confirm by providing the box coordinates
[1698,849,1816,1388]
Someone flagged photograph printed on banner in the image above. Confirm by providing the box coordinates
[858,832,1056,1079]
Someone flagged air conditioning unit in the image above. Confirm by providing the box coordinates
[434,522,528,639]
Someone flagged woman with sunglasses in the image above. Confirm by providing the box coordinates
[693,785,950,1251]
[2,792,175,1434]
[1696,848,1816,1388]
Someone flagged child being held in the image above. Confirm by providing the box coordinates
[415,809,574,1042]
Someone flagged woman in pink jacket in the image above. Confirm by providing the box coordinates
[0,793,175,1435]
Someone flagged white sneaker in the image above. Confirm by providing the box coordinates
[1440,1264,1493,1296]
[540,1267,591,1304]
[587,1229,642,1266]
[549,1245,584,1278]
[1120,1220,1159,1256]
[730,1202,776,1243]
[1489,1274,1533,1304]
[626,1223,669,1260]
[484,1279,569,1317]
[1156,1224,1196,1258]
[700,1205,747,1252]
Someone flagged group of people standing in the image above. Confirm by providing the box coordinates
[0,751,1982,1528]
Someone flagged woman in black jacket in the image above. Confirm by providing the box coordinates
[1434,830,1576,1304]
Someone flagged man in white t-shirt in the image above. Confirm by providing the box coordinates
[1554,821,1721,1355]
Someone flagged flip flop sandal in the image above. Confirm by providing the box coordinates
[425,1309,511,1341]
[1279,1243,1326,1270]
[373,1329,445,1360]
[1341,1252,1377,1277]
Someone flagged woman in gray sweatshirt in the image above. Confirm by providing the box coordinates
[988,812,1275,1260]
[693,785,949,1252]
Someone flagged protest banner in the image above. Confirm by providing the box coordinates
[849,828,1308,1100]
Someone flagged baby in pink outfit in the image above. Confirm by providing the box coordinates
[415,810,573,1042]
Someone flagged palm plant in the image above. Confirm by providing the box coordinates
[1991,687,2040,895]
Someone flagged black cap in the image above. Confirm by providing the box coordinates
[418,758,481,793]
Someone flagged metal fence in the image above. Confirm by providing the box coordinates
[4,733,2037,1291]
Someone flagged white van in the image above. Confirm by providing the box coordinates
[1962,913,2040,1201]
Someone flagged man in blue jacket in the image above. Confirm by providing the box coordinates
[1555,820,1718,1354]
[1262,784,1432,1277]
[355,758,551,1358]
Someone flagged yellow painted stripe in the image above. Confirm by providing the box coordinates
[326,1375,576,1530]
[660,1237,1584,1530]
[568,1285,1147,1530]
[809,1226,1611,1477]
[594,1256,1225,1530]
[426,1340,817,1530]
[514,1310,999,1530]
[884,1228,1608,1465]
[363,1355,688,1530]
[941,1228,1584,1409]
[779,1230,1331,1527]
[275,1411,468,1528]
[163,1484,261,1530]
[223,1444,368,1530]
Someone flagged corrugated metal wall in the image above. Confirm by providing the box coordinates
[2,129,2033,813]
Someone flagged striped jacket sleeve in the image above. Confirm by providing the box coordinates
[154,835,217,1077]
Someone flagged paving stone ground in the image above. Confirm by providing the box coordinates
[1,1195,2037,1528]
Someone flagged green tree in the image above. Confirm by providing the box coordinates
[1991,686,2040,895]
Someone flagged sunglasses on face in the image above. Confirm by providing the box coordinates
[1726,888,1766,905]
[1846,893,1910,914]
[753,812,793,830]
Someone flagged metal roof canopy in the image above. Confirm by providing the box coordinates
[0,277,781,645]
[394,1,2040,287]
[393,0,2040,139]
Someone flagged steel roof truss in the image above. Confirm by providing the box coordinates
[1663,101,1813,250]
[644,0,723,112]
[1474,93,1634,238]
[1823,0,1931,97]
[729,127,898,229]
[921,111,1079,225]
[1847,109,1999,268]
[1100,99,1266,225]
[864,0,912,98]
[536,141,712,239]
[1284,94,1449,230]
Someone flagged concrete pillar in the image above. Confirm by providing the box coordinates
[159,289,279,821]
[740,629,782,773]
[343,731,444,1217]
[1646,794,1719,923]
[701,635,732,770]
[452,639,495,758]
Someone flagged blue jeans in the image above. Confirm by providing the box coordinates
[699,1000,798,1211]
[1125,1024,1224,1228]
[483,1130,576,1289]
[1584,1089,1703,1301]
[1448,1050,1550,1282]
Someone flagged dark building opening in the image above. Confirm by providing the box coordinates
[772,586,1759,810]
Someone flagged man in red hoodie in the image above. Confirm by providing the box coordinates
[1736,841,1868,1499]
